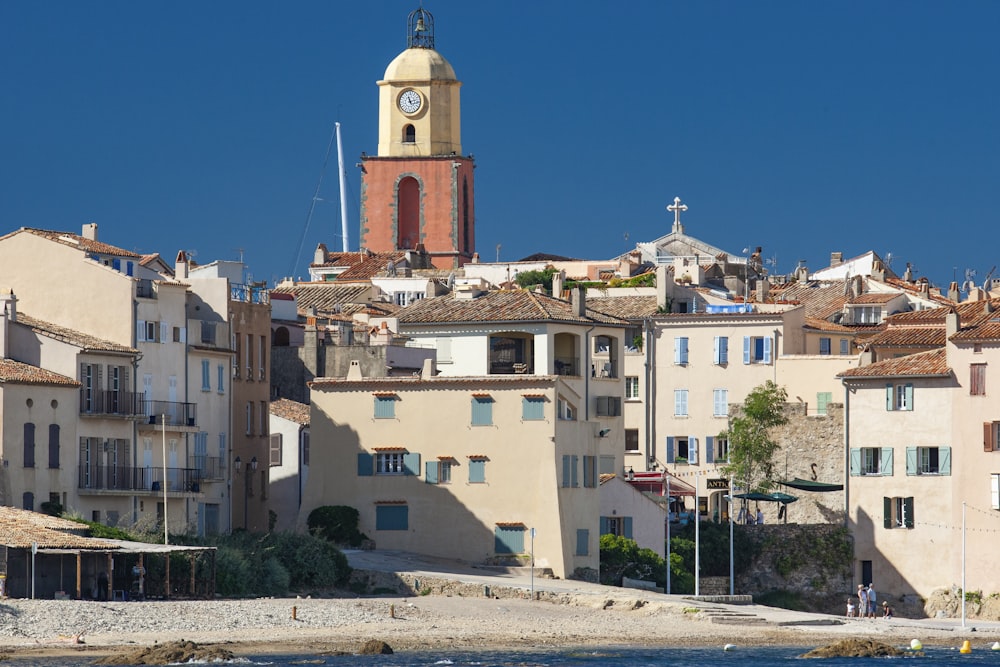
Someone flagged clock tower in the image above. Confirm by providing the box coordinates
[359,8,476,268]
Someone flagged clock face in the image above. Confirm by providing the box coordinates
[398,90,422,114]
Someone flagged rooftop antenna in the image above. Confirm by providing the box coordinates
[983,265,997,291]
[496,243,502,263]
[884,251,894,268]
[962,268,977,294]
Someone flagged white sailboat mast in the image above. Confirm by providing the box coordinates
[336,122,350,252]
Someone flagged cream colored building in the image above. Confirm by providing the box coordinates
[305,374,604,578]
[840,309,1000,600]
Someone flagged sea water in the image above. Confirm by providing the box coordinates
[7,645,1000,667]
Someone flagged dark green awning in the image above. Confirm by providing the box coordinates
[777,477,843,492]
[733,491,798,504]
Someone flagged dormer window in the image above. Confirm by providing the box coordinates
[403,124,416,144]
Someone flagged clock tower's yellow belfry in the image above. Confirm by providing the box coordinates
[360,8,476,268]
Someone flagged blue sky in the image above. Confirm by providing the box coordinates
[4,2,998,289]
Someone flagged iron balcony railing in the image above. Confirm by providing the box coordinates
[191,456,225,481]
[230,283,269,305]
[77,465,202,493]
[143,400,197,427]
[80,390,145,417]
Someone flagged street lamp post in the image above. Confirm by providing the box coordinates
[161,414,168,545]
[236,456,258,531]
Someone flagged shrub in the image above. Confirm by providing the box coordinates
[307,506,367,547]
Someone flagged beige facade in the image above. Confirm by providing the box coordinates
[598,474,668,559]
[306,376,604,578]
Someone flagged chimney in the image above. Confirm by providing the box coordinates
[830,251,843,267]
[175,250,189,279]
[421,357,436,379]
[851,275,863,299]
[82,223,98,241]
[918,279,929,298]
[945,309,960,338]
[552,270,565,298]
[313,243,328,266]
[0,290,15,358]
[948,281,960,302]
[985,301,994,315]
[756,278,769,302]
[571,285,586,317]
[795,261,809,282]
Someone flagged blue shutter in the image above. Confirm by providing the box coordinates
[357,453,373,476]
[904,384,914,411]
[706,436,714,464]
[940,447,951,475]
[374,396,395,419]
[623,517,633,540]
[112,258,121,271]
[469,459,486,483]
[126,261,134,277]
[575,529,589,556]
[679,338,688,364]
[403,452,420,475]
[881,447,893,476]
[849,448,861,476]
[562,455,571,487]
[666,436,675,463]
[906,447,917,475]
[472,397,493,425]
[376,505,408,530]
[201,360,210,390]
[819,338,831,355]
[886,384,894,411]
[840,338,849,355]
[495,526,524,554]
[425,461,438,484]
[522,397,544,420]
[743,336,751,364]
[571,455,579,487]
[719,336,728,364]
[600,516,610,535]
[763,337,772,364]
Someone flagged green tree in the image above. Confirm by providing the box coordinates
[718,380,788,494]
[514,267,557,291]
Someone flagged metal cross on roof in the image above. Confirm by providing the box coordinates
[667,196,688,233]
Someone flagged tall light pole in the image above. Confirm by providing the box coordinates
[161,413,168,545]
[234,456,242,529]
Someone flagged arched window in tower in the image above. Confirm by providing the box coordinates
[402,124,416,144]
[462,177,471,252]
[397,176,420,250]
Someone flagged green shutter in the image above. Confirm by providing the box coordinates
[817,392,832,416]
[904,384,914,411]
[471,397,493,426]
[495,526,524,554]
[886,383,894,410]
[374,396,395,419]
[906,447,917,475]
[705,436,715,464]
[883,497,892,529]
[403,452,420,475]
[904,497,915,528]
[357,453,373,477]
[425,461,438,484]
[880,447,893,476]
[939,447,951,475]
[575,528,589,556]
[849,448,861,476]
[599,516,610,535]
[623,517,633,540]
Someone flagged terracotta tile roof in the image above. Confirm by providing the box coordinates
[0,507,119,549]
[311,375,560,390]
[951,310,1000,342]
[882,277,955,305]
[1,228,139,258]
[397,289,629,326]
[0,358,79,387]
[270,398,310,425]
[837,348,950,379]
[849,292,901,305]
[773,283,849,319]
[16,313,138,354]
[887,299,1000,325]
[585,296,659,320]
[803,317,857,333]
[311,250,410,281]
[599,473,617,485]
[271,283,375,316]
[861,326,946,348]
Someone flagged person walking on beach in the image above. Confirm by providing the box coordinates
[866,583,877,618]
[882,601,894,618]
[846,598,855,618]
[857,584,868,619]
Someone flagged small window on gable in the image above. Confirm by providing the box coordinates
[819,337,831,355]
[403,124,416,143]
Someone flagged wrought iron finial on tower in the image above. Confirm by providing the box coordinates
[407,7,435,49]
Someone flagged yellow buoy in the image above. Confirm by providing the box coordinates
[910,639,923,651]
[991,641,1000,651]
[723,644,736,652]
[960,640,972,654]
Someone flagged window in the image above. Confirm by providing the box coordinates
[377,452,405,474]
[817,392,832,416]
[852,306,882,325]
[906,446,951,475]
[625,376,640,400]
[575,528,589,556]
[743,336,772,364]
[886,383,914,411]
[562,454,580,487]
[674,389,688,417]
[522,396,545,421]
[667,436,698,464]
[625,428,639,452]
[583,455,597,488]
[375,504,408,530]
[22,492,34,511]
[495,525,525,554]
[595,396,621,417]
[217,364,225,393]
[260,400,268,435]
[23,423,35,468]
[403,124,416,143]
[48,424,60,469]
[713,336,729,365]
[233,334,241,379]
[471,396,493,426]
[259,336,266,380]
[601,516,633,539]
[201,360,211,391]
[245,334,253,379]
[594,335,612,354]
[558,397,576,421]
[80,363,96,412]
[713,389,728,417]
[173,326,183,343]
[674,337,689,365]
[971,364,987,396]
[883,496,914,529]
[147,321,160,343]
[425,459,453,484]
[840,338,850,355]
[819,337,831,355]
[374,395,396,419]
[269,433,282,466]
[469,457,486,483]
[850,447,893,476]
[984,421,1000,452]
[714,437,730,462]
[246,402,253,435]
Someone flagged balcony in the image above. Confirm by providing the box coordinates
[80,390,145,418]
[78,465,202,494]
[192,456,225,481]
[553,357,580,376]
[136,279,156,299]
[231,283,269,305]
[142,400,197,428]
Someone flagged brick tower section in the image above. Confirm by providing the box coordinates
[360,154,475,269]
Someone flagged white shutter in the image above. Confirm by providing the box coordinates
[137,320,146,342]
[160,322,169,344]
[688,436,699,464]
[179,327,187,343]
